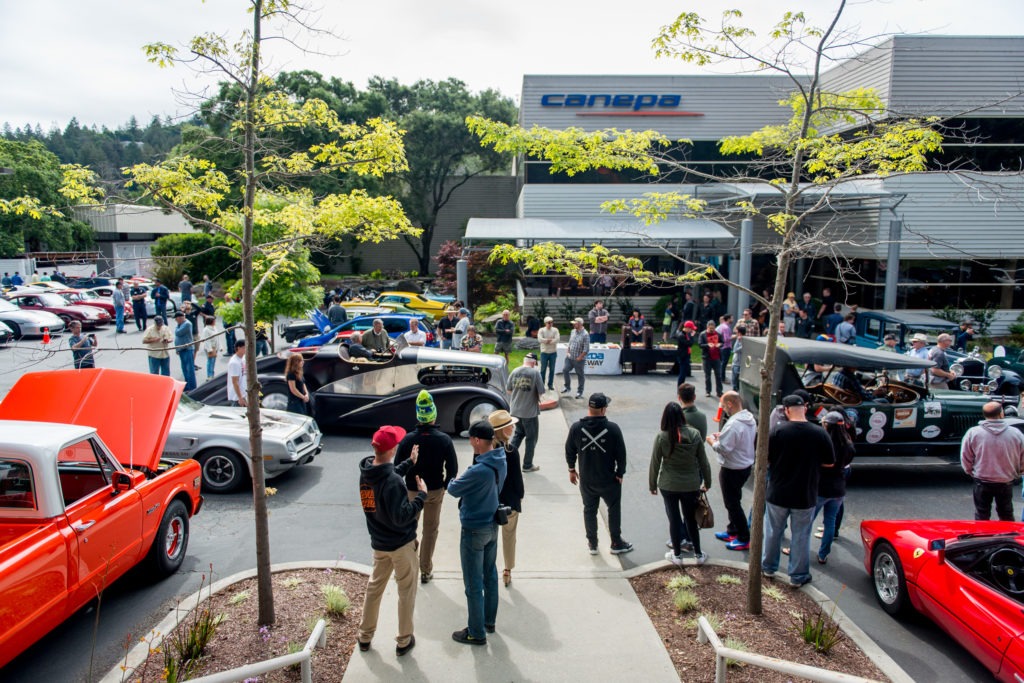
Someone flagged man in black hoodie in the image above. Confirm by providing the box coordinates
[565,393,633,556]
[357,426,428,657]
[394,390,458,584]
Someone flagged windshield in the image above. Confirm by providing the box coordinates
[177,394,205,415]
[35,294,72,307]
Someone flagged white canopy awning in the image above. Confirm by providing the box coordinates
[464,218,734,251]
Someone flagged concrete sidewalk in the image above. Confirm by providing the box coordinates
[343,401,679,682]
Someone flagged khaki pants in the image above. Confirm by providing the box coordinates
[358,540,418,647]
[409,488,445,575]
[501,510,519,571]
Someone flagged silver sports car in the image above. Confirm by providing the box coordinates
[163,394,323,492]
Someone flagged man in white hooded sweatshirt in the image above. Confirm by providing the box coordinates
[706,391,757,551]
[961,401,1024,521]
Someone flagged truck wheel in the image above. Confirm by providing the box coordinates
[148,499,189,576]
[198,448,248,493]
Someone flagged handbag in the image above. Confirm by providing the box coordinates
[696,491,714,529]
[483,463,510,525]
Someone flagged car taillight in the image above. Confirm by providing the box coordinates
[427,332,435,343]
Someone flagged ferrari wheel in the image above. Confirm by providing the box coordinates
[873,541,911,617]
[148,499,190,576]
[198,448,248,493]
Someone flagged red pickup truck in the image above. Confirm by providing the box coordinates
[0,369,203,669]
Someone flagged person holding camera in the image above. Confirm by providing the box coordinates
[446,420,506,646]
[68,321,97,369]
[487,410,525,588]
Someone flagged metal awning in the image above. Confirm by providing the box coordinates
[464,217,733,250]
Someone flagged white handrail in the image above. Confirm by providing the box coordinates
[187,618,326,683]
[696,616,882,683]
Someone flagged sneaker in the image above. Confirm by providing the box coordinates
[610,539,634,555]
[695,552,708,566]
[485,624,495,634]
[664,550,685,565]
[588,541,599,555]
[790,576,813,588]
[524,465,541,472]
[762,568,776,578]
[358,640,371,652]
[706,393,713,398]
[714,531,736,542]
[575,393,583,399]
[726,539,750,551]
[817,556,828,565]
[680,540,695,553]
[561,387,571,394]
[814,530,824,539]
[420,572,433,584]
[452,628,487,646]
[817,525,824,532]
[396,635,416,656]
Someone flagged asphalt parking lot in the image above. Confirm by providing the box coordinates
[0,327,1005,682]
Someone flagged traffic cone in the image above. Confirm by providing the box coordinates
[714,404,723,422]
[42,327,50,345]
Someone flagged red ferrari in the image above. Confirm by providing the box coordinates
[862,519,1024,682]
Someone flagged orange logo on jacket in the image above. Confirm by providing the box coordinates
[360,484,376,513]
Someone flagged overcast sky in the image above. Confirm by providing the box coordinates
[4,0,1023,130]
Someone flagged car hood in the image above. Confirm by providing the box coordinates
[0,369,183,471]
[865,519,1024,543]
[177,404,312,436]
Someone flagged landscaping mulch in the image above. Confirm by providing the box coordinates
[629,565,886,682]
[125,568,367,683]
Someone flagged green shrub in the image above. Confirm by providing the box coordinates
[716,574,742,586]
[666,575,696,591]
[792,607,843,653]
[322,584,351,616]
[723,638,749,667]
[673,588,700,613]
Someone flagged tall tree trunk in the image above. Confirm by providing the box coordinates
[244,0,274,626]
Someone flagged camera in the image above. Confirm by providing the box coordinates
[494,505,512,526]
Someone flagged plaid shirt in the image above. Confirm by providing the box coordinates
[566,328,590,360]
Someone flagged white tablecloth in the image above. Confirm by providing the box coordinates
[553,343,622,375]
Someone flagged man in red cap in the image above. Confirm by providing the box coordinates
[357,426,428,657]
[675,320,698,386]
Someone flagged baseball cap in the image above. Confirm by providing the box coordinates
[573,317,584,325]
[588,392,611,408]
[371,425,406,452]
[524,352,538,361]
[467,420,494,441]
[459,308,470,315]
[782,394,806,408]
[822,411,846,425]
[883,333,897,341]
[543,316,554,323]
[683,321,697,330]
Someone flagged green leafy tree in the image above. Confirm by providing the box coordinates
[470,1,950,614]
[0,139,100,256]
[129,0,417,625]
[151,232,241,284]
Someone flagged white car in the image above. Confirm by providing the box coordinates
[0,297,66,338]
[162,395,322,493]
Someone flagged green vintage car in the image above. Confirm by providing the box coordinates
[737,336,1010,463]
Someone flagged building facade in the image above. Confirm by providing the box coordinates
[483,35,1024,332]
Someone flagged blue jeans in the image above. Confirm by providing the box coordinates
[563,356,585,395]
[441,339,451,349]
[813,496,843,560]
[115,305,125,332]
[225,327,236,355]
[148,356,170,376]
[255,339,270,357]
[511,416,539,469]
[590,332,607,344]
[178,348,197,391]
[206,354,217,380]
[540,351,556,388]
[459,524,498,639]
[763,502,814,584]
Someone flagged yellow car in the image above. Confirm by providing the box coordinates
[372,291,449,320]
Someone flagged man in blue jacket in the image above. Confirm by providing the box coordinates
[447,420,506,645]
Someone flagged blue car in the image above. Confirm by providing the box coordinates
[295,312,438,348]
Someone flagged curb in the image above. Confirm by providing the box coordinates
[99,561,372,683]
[625,558,914,683]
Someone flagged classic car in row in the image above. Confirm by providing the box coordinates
[372,291,449,320]
[737,336,1019,460]
[0,369,203,669]
[853,310,958,353]
[5,291,111,328]
[0,297,65,339]
[163,395,322,493]
[862,519,1024,682]
[188,346,509,434]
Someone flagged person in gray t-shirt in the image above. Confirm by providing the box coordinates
[507,353,545,471]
